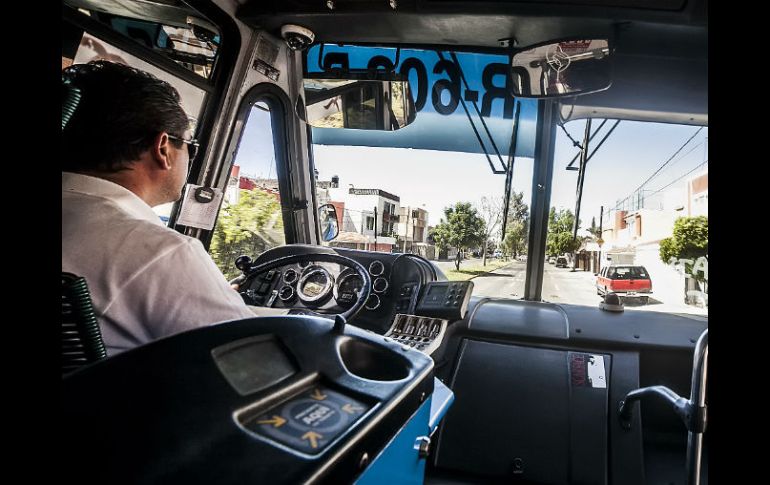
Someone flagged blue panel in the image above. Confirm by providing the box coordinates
[356,379,455,485]
[307,45,538,159]
[429,378,455,434]
[355,397,432,485]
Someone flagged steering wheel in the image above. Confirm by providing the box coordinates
[236,253,372,322]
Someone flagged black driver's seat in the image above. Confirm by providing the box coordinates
[62,272,107,375]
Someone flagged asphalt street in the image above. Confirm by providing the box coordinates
[437,259,707,317]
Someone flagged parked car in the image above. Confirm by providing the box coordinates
[596,265,652,303]
[555,256,568,268]
[493,249,502,259]
[548,257,556,264]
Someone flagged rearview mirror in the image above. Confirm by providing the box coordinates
[510,39,611,98]
[300,77,416,130]
[319,204,339,242]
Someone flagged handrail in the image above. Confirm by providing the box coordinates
[618,328,707,485]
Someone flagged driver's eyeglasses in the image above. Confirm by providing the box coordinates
[167,134,200,161]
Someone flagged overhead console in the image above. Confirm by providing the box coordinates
[61,316,453,483]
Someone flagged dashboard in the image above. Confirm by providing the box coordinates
[240,245,439,334]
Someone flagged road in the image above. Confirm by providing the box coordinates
[441,260,707,317]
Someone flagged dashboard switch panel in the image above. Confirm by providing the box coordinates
[415,281,473,320]
[386,314,448,355]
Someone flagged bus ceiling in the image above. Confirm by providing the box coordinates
[237,0,707,127]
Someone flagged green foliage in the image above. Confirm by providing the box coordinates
[432,202,485,269]
[210,189,284,279]
[502,220,527,259]
[588,216,602,238]
[429,223,451,252]
[501,190,530,259]
[659,216,708,282]
[546,208,581,257]
[507,190,529,227]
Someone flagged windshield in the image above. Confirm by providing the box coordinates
[608,267,648,279]
[310,45,536,299]
[549,120,707,316]
[309,45,707,317]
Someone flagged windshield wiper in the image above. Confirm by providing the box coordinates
[435,50,507,174]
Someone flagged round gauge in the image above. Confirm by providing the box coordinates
[278,285,295,302]
[369,260,385,276]
[373,277,389,293]
[334,273,363,306]
[297,266,334,303]
[283,268,298,285]
[365,294,381,311]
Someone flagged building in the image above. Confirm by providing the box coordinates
[318,180,400,252]
[396,206,428,244]
[395,206,435,259]
[599,167,708,306]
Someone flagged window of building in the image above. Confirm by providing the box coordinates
[366,216,375,230]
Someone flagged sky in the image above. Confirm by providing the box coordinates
[234,103,708,238]
[311,120,707,233]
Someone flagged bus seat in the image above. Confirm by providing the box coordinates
[62,272,107,376]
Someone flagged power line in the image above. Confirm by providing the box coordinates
[629,127,703,196]
[603,129,705,217]
[646,160,708,197]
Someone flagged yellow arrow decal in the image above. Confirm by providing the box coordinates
[310,388,327,401]
[302,431,323,449]
[342,403,364,414]
[257,415,286,428]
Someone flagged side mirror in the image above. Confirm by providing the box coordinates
[300,76,416,131]
[510,39,611,98]
[319,204,339,242]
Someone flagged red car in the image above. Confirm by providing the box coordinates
[597,265,652,303]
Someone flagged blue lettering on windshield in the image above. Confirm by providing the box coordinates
[306,45,537,160]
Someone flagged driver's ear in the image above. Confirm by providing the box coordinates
[150,132,173,171]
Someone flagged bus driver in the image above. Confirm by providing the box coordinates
[62,61,260,356]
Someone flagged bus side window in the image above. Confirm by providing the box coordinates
[210,99,287,279]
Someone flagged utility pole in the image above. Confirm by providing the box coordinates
[572,118,592,271]
[403,207,410,253]
[597,205,604,275]
[373,205,378,252]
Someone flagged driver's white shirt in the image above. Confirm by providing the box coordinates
[62,172,256,356]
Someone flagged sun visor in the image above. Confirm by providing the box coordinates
[305,45,537,161]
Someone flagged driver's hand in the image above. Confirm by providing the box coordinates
[229,275,246,291]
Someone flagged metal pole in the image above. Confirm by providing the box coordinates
[501,102,521,239]
[686,329,708,485]
[374,206,378,251]
[572,119,592,271]
[573,119,592,240]
[403,208,409,252]
[524,101,558,301]
[597,205,603,274]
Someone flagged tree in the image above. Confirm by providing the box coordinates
[588,216,602,238]
[432,202,485,270]
[429,223,451,259]
[502,220,527,259]
[659,216,708,287]
[547,208,581,258]
[210,189,283,279]
[478,196,503,266]
[501,190,530,260]
[507,190,529,228]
